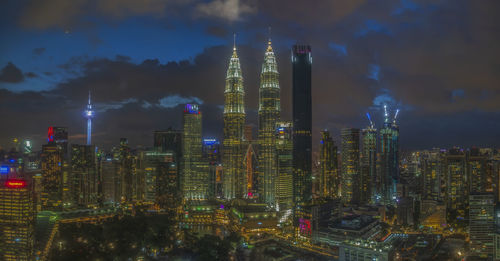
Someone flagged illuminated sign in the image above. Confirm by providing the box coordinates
[48,127,54,142]
[5,179,27,189]
[203,138,218,145]
[299,218,312,236]
[184,104,199,114]
[0,166,9,174]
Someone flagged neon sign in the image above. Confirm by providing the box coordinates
[0,166,9,174]
[6,179,27,188]
[48,127,54,142]
[299,218,312,236]
[184,104,199,114]
[203,138,218,145]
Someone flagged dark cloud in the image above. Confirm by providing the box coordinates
[2,0,500,150]
[33,47,46,55]
[205,25,228,37]
[0,62,25,83]
[25,72,38,78]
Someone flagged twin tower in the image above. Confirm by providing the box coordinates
[222,37,280,204]
[222,36,313,208]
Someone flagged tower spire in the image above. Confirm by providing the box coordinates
[85,90,95,145]
[267,27,273,52]
[232,33,238,58]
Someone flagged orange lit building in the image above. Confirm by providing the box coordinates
[0,178,35,261]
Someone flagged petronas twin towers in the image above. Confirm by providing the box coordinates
[222,36,281,206]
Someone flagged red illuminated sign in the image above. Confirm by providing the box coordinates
[5,179,26,189]
[48,127,54,142]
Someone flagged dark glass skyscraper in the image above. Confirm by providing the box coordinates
[292,45,312,204]
[379,106,400,204]
[70,144,98,208]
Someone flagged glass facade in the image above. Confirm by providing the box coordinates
[361,126,377,204]
[319,130,338,199]
[292,45,312,204]
[276,122,293,212]
[258,39,280,206]
[0,178,35,261]
[182,104,208,200]
[341,128,360,204]
[223,45,246,200]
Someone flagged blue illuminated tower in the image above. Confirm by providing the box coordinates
[84,91,95,145]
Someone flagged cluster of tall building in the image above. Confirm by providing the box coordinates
[220,37,315,218]
[316,106,400,207]
[2,35,500,261]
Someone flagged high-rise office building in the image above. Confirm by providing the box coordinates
[154,129,182,157]
[222,41,246,200]
[292,45,312,204]
[379,106,400,204]
[258,37,281,206]
[202,138,220,200]
[341,128,360,204]
[445,148,468,219]
[319,130,338,199]
[276,122,293,212]
[421,149,443,201]
[156,156,180,212]
[469,193,495,258]
[100,152,116,205]
[0,178,35,261]
[361,122,377,204]
[47,126,68,155]
[468,148,487,193]
[41,143,63,211]
[46,126,71,208]
[71,144,98,208]
[114,138,140,204]
[182,104,208,200]
[138,151,169,203]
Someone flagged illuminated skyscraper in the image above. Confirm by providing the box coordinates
[292,45,312,204]
[41,143,63,211]
[202,138,220,200]
[84,91,95,145]
[361,116,377,204]
[469,193,495,258]
[71,144,98,208]
[341,128,360,204]
[421,149,443,201]
[468,148,487,193]
[276,122,293,211]
[115,138,139,204]
[222,38,246,200]
[0,178,35,261]
[258,37,280,206]
[445,148,468,219]
[47,126,68,154]
[379,105,399,204]
[319,130,338,199]
[182,104,208,200]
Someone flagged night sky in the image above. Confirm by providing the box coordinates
[1,0,499,151]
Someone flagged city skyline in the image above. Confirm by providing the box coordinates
[1,0,500,150]
[1,1,500,260]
